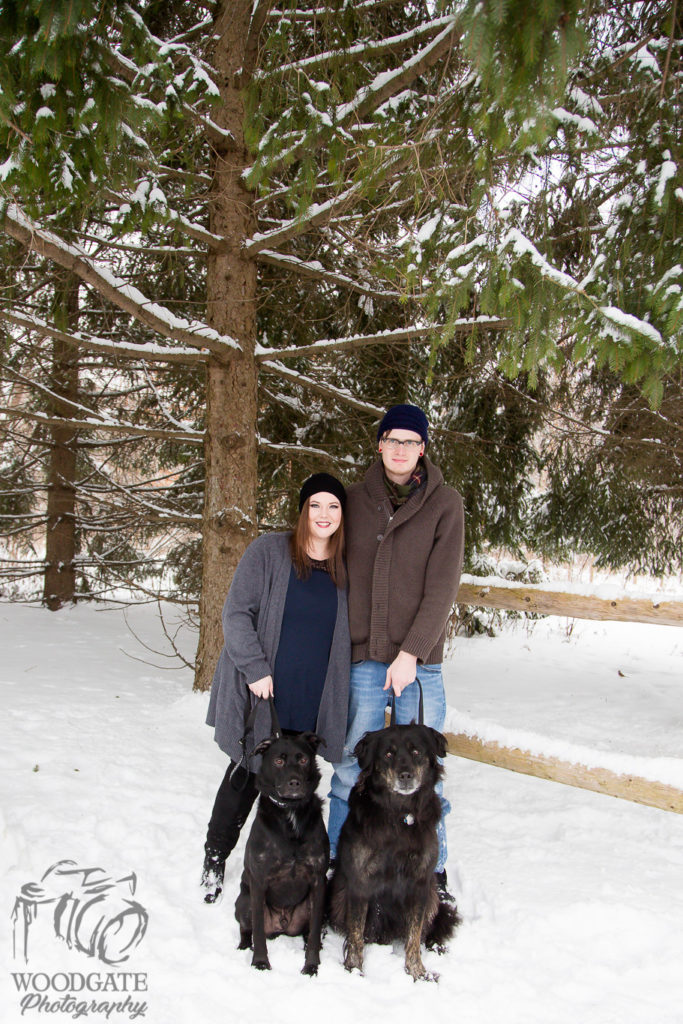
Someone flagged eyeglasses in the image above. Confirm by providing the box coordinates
[382,438,423,450]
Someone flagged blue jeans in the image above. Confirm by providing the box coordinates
[328,660,450,872]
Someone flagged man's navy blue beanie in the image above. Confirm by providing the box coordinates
[376,404,429,445]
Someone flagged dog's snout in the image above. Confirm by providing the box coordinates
[287,776,302,789]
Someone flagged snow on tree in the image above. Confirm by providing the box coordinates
[0,1,681,687]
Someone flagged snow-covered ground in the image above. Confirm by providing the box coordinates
[1,602,682,1024]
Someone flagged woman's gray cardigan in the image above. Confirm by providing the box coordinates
[206,532,350,767]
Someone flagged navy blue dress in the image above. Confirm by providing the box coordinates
[273,562,338,733]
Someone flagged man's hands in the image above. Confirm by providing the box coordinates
[383,651,418,696]
[248,675,273,699]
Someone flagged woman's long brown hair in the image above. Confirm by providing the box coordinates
[289,498,346,587]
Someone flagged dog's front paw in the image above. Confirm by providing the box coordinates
[301,962,318,977]
[251,957,271,971]
[405,956,439,983]
[343,953,364,975]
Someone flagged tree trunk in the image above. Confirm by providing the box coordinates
[194,0,259,691]
[43,277,79,610]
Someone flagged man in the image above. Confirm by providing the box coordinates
[328,403,464,895]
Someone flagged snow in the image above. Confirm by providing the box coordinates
[598,306,664,347]
[654,152,677,206]
[1,603,682,1024]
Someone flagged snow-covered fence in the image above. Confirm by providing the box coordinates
[448,576,683,814]
[443,731,683,815]
[456,576,683,627]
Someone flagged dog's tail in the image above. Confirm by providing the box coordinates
[425,899,460,953]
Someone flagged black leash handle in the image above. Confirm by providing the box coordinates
[231,694,281,791]
[389,676,424,726]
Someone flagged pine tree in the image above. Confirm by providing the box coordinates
[0,1,680,687]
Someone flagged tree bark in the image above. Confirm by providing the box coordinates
[194,0,260,691]
[43,277,79,610]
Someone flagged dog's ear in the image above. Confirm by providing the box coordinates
[300,731,326,752]
[252,736,276,757]
[353,733,377,770]
[427,727,448,759]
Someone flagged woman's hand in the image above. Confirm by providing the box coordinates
[248,675,274,699]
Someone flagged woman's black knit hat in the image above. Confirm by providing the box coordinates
[298,472,347,512]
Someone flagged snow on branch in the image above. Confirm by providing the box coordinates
[245,178,366,253]
[260,16,455,78]
[255,318,511,362]
[334,18,459,126]
[0,309,208,365]
[103,188,223,250]
[258,436,358,468]
[256,249,406,298]
[259,360,385,417]
[0,406,204,445]
[500,228,666,349]
[261,16,458,174]
[3,204,240,356]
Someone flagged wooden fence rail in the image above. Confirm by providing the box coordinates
[456,577,683,627]
[443,576,683,814]
[444,732,683,814]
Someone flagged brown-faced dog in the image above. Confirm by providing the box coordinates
[235,732,329,975]
[328,723,459,981]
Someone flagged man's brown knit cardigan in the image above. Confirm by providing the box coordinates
[345,456,464,665]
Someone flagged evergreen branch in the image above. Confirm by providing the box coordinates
[0,309,208,365]
[102,189,222,250]
[660,0,678,99]
[245,178,365,253]
[258,436,360,468]
[262,17,459,173]
[3,204,239,356]
[259,16,456,78]
[256,249,406,298]
[79,466,202,524]
[259,360,385,417]
[255,318,512,362]
[268,1,405,23]
[242,1,278,82]
[0,407,204,445]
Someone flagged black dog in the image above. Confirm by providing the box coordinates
[329,723,459,981]
[235,732,329,975]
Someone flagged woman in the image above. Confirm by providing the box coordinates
[201,472,350,903]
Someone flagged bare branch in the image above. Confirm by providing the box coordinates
[259,360,385,417]
[0,406,205,445]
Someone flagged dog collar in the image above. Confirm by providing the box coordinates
[403,813,415,826]
[268,794,303,808]
[268,795,289,808]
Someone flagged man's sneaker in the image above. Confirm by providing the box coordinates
[435,869,456,905]
[201,847,226,904]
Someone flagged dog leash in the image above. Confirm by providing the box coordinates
[389,676,424,726]
[231,694,282,792]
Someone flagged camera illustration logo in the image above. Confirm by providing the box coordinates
[12,860,148,965]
